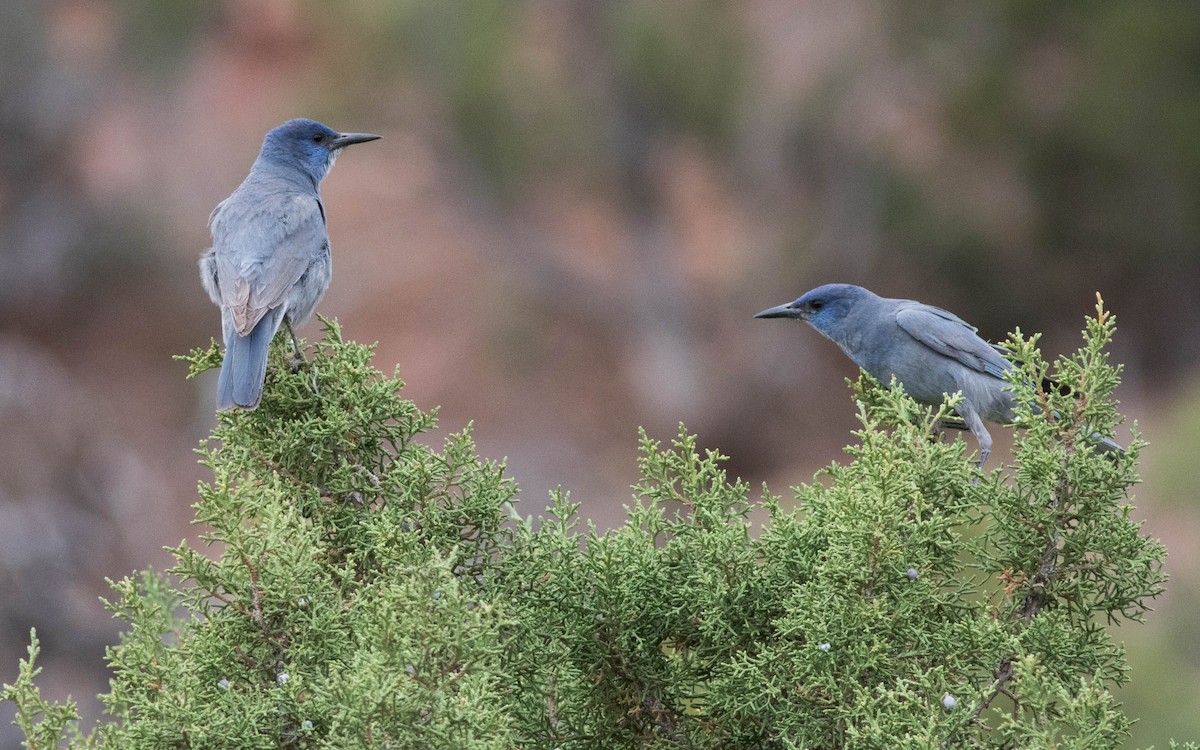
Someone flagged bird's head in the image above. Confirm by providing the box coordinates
[754,283,873,339]
[258,118,381,184]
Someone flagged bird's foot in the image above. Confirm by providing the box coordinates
[284,319,307,370]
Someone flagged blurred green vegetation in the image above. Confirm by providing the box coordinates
[881,3,1200,344]
[2,2,1199,748]
[114,0,217,77]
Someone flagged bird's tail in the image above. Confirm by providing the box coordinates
[938,414,1125,458]
[1026,376,1126,457]
[216,310,280,411]
[1086,432,1125,458]
[1042,406,1126,458]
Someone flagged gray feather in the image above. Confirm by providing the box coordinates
[200,119,379,410]
[755,283,1125,468]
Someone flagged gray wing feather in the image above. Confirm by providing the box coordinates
[895,305,1010,380]
[211,192,327,335]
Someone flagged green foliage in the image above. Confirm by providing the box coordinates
[1,631,83,749]
[3,311,1181,748]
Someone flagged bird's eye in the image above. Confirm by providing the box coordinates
[809,300,824,311]
[312,134,325,144]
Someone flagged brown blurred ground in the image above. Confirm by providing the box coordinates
[1,2,1199,747]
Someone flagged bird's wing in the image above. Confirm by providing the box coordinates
[214,193,327,336]
[895,304,1010,379]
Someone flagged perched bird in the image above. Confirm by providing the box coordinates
[200,118,380,410]
[755,283,1120,467]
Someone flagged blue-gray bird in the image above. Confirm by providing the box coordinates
[755,283,1121,467]
[200,118,380,410]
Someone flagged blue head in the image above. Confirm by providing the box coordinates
[754,283,877,341]
[256,118,381,185]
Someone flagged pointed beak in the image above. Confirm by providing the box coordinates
[331,132,382,149]
[754,302,801,319]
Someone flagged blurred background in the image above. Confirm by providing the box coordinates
[1,1,1198,746]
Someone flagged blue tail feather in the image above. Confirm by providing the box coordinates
[216,310,280,410]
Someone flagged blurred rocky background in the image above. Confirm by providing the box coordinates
[1,1,1198,746]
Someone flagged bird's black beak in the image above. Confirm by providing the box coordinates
[754,302,801,319]
[331,132,382,149]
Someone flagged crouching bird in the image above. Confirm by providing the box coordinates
[201,118,380,410]
[755,283,1123,468]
